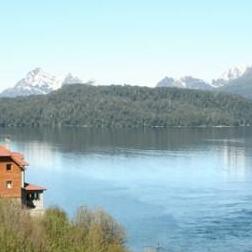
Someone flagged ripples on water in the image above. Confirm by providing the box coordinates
[1,127,252,252]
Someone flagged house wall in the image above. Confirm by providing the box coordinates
[22,190,44,209]
[0,157,22,198]
[32,192,44,209]
[21,170,25,188]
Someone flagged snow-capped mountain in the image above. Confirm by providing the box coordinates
[62,73,83,85]
[157,76,212,90]
[221,66,247,81]
[157,77,180,88]
[0,68,84,97]
[212,66,248,87]
[157,66,251,91]
[2,65,252,98]
[179,76,213,90]
[1,68,61,97]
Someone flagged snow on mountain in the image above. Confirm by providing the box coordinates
[62,73,83,85]
[220,66,247,81]
[156,66,252,99]
[156,77,181,88]
[157,66,251,90]
[0,68,85,97]
[157,76,212,90]
[2,65,252,98]
[179,76,213,90]
[1,68,61,97]
[212,66,248,87]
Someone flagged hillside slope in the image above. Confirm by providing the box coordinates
[0,85,252,128]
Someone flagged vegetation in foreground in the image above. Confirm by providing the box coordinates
[1,84,252,128]
[0,200,128,252]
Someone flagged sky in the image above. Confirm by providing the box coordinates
[0,0,252,91]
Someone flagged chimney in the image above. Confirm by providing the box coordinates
[4,136,11,150]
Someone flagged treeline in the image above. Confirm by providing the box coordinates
[0,84,252,127]
[0,200,128,252]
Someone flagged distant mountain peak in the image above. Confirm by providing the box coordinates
[0,68,84,97]
[157,65,252,90]
[17,68,61,90]
[156,76,179,88]
[212,66,249,87]
[157,75,212,90]
[62,73,83,85]
[32,67,43,74]
[220,66,247,81]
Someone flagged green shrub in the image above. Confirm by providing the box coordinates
[0,200,128,252]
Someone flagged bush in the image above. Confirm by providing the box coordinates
[0,200,129,252]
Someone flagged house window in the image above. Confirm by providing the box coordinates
[6,180,12,189]
[34,192,40,200]
[27,193,32,201]
[6,164,12,171]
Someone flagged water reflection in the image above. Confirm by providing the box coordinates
[222,144,247,179]
[1,127,252,252]
[1,127,251,153]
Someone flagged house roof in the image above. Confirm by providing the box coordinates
[0,145,28,168]
[0,145,11,156]
[11,152,28,166]
[24,183,46,191]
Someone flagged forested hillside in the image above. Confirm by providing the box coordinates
[0,84,252,128]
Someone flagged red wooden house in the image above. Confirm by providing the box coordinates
[0,145,46,210]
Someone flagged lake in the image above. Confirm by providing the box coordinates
[1,127,252,252]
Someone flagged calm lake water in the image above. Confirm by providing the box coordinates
[1,127,252,252]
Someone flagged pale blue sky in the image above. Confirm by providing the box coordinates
[0,0,251,91]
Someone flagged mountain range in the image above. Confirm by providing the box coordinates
[0,68,84,97]
[1,66,252,99]
[157,66,249,91]
[157,76,213,90]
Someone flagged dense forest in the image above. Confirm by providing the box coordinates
[0,200,128,252]
[0,84,252,128]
